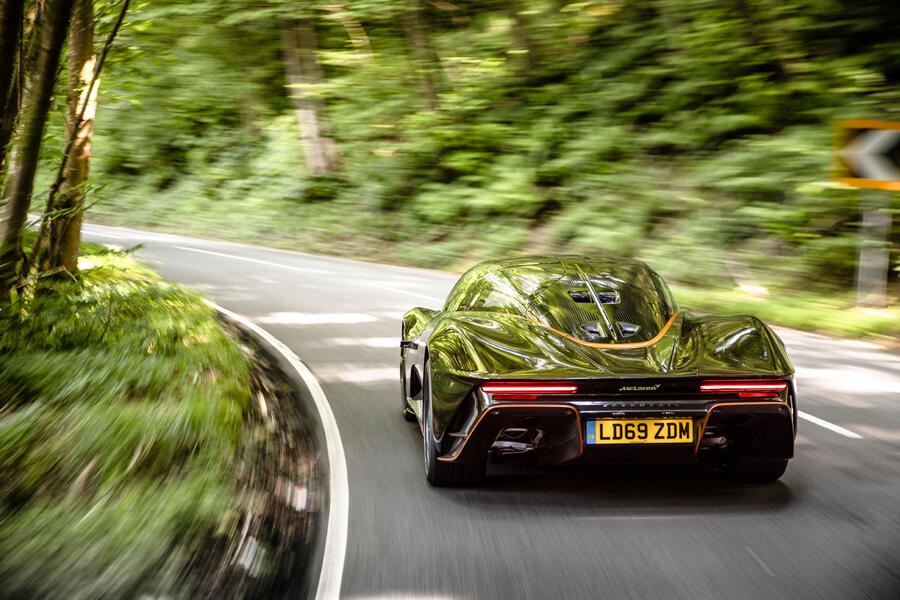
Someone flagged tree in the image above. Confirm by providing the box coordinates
[26,0,128,279]
[405,0,439,109]
[0,0,25,171]
[282,16,338,175]
[0,0,23,108]
[505,0,540,71]
[327,1,373,61]
[0,0,74,304]
[44,0,96,273]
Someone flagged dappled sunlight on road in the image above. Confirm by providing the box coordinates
[330,337,399,348]
[257,311,379,325]
[796,365,900,397]
[345,595,463,600]
[314,365,398,384]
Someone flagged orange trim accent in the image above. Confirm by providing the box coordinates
[436,403,582,462]
[694,401,789,453]
[836,177,900,191]
[497,311,680,349]
[838,118,900,131]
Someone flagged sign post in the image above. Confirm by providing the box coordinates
[835,120,899,307]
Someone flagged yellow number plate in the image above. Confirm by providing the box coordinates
[586,418,693,444]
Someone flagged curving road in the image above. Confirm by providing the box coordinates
[82,222,900,600]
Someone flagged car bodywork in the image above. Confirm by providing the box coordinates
[401,256,796,482]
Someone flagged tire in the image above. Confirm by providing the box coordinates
[730,457,789,483]
[422,360,485,486]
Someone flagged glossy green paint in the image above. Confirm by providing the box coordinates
[401,255,794,446]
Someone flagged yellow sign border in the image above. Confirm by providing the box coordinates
[834,119,900,189]
[836,177,900,191]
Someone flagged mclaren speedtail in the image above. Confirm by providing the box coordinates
[400,256,796,486]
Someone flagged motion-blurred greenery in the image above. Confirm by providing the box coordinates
[39,0,899,336]
[0,235,251,598]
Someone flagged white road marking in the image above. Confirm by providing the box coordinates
[174,245,444,305]
[82,223,190,244]
[208,302,348,600]
[80,217,460,280]
[173,245,325,274]
[798,411,863,439]
[745,546,775,577]
[83,231,130,240]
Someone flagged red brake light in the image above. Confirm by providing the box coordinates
[700,380,787,398]
[482,382,578,395]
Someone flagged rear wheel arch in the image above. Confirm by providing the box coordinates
[422,356,485,486]
[788,382,798,439]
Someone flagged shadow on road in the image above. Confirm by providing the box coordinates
[440,457,796,517]
[397,410,797,519]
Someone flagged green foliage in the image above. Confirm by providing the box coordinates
[673,285,900,342]
[0,248,251,598]
[72,0,898,324]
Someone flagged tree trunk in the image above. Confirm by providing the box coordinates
[0,0,25,170]
[733,0,789,81]
[505,0,539,71]
[26,0,126,278]
[281,18,337,176]
[330,2,373,61]
[47,0,95,273]
[0,75,21,173]
[405,0,439,110]
[0,0,23,112]
[0,0,73,303]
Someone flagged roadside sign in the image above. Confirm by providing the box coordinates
[835,119,900,191]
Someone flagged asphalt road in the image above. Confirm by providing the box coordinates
[82,222,900,600]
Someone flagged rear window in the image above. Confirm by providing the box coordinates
[534,275,675,343]
[447,258,677,344]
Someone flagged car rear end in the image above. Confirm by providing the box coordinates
[437,376,795,468]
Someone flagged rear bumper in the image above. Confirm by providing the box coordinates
[437,400,794,465]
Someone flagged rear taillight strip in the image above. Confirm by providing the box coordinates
[700,380,788,393]
[482,382,577,395]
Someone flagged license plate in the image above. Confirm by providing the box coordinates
[586,418,693,444]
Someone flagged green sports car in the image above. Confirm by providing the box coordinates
[401,256,796,486]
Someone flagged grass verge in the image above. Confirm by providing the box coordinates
[673,285,900,344]
[0,243,252,598]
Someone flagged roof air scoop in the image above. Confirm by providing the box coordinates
[580,321,608,341]
[569,290,618,304]
[618,322,640,337]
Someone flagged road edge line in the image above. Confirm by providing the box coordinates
[208,301,348,600]
[798,410,863,439]
[178,245,445,305]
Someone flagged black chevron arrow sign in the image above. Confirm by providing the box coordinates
[835,119,900,191]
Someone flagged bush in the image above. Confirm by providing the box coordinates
[0,250,251,598]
